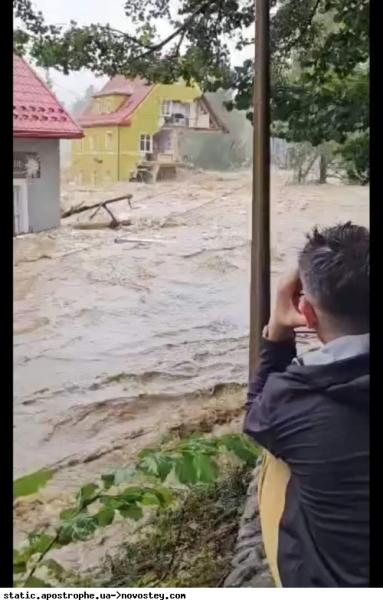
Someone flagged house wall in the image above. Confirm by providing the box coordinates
[71,126,119,185]
[90,95,126,114]
[190,100,211,129]
[13,138,60,233]
[118,83,201,181]
[71,82,202,184]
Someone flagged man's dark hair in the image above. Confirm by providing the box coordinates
[299,222,369,330]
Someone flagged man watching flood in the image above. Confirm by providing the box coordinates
[245,222,369,587]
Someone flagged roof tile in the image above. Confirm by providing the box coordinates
[13,55,83,139]
[78,77,154,127]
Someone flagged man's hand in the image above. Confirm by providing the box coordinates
[267,270,307,342]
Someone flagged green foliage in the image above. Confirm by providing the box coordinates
[335,131,369,185]
[99,466,252,588]
[139,450,174,481]
[14,469,54,498]
[13,433,259,587]
[219,433,260,466]
[96,508,115,527]
[76,483,100,510]
[58,514,98,544]
[24,576,52,587]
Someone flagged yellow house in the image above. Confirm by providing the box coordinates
[71,76,228,185]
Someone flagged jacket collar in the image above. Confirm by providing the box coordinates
[293,333,370,366]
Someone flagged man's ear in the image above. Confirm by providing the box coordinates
[299,297,318,330]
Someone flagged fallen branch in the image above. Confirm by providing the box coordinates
[61,194,133,218]
[102,203,119,228]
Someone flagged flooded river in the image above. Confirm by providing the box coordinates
[14,168,368,549]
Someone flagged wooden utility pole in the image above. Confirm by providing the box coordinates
[249,0,271,381]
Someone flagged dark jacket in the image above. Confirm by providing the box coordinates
[244,337,369,587]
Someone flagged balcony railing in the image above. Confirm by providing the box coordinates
[161,114,190,127]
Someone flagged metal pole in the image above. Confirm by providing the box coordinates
[249,0,270,381]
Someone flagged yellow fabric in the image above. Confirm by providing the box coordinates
[258,450,291,587]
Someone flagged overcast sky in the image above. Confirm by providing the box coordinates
[31,0,253,108]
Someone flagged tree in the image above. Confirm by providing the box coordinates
[44,67,54,90]
[70,85,97,117]
[13,0,369,183]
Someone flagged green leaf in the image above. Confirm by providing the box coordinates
[57,524,74,546]
[13,549,26,565]
[13,562,27,574]
[58,514,98,544]
[120,487,145,502]
[96,507,115,527]
[13,546,34,568]
[59,508,77,521]
[151,487,174,507]
[193,453,219,483]
[100,495,125,510]
[42,558,65,578]
[73,514,98,539]
[118,504,143,521]
[181,437,217,455]
[25,576,51,587]
[220,434,259,466]
[27,533,55,554]
[138,450,174,481]
[141,492,161,506]
[77,483,99,504]
[14,469,54,498]
[101,473,114,489]
[175,453,197,485]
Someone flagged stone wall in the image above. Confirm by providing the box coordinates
[224,459,274,588]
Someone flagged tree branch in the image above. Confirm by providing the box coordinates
[103,25,153,50]
[173,28,187,58]
[278,0,322,54]
[15,0,213,62]
[133,0,212,61]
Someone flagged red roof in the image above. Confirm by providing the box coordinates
[13,55,83,139]
[78,76,154,128]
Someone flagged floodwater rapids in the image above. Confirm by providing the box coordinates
[13,169,369,552]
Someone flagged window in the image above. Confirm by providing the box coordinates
[89,136,95,152]
[106,132,113,152]
[105,99,113,113]
[139,134,152,153]
[161,100,172,116]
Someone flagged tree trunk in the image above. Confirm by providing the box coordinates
[318,153,327,184]
[61,194,132,218]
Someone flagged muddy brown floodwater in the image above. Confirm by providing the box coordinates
[13,168,368,556]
